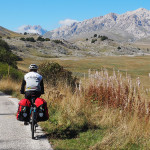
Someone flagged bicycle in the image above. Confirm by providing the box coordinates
[30,95,38,139]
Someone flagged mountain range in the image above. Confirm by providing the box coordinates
[44,8,150,42]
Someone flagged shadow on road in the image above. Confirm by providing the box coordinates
[0,92,7,96]
[36,133,49,140]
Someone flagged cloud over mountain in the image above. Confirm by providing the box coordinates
[17,25,47,35]
[59,19,79,26]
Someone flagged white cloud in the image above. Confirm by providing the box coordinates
[59,19,79,26]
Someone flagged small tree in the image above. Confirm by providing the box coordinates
[45,38,50,41]
[91,39,97,43]
[37,36,45,41]
[53,40,64,44]
[117,46,121,50]
[94,34,97,37]
[26,37,36,42]
[101,36,108,41]
[24,32,27,35]
[20,37,26,41]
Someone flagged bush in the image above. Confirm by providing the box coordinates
[38,62,78,89]
[101,36,108,41]
[0,39,18,68]
[20,37,26,41]
[45,38,50,41]
[117,46,121,50]
[53,40,64,44]
[94,34,97,37]
[37,36,45,41]
[0,62,23,80]
[20,37,36,42]
[26,37,36,42]
[91,39,97,43]
[0,39,10,50]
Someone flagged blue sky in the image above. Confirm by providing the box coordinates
[0,0,150,32]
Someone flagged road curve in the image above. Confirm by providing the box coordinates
[0,92,53,150]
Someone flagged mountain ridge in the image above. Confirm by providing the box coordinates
[44,8,150,42]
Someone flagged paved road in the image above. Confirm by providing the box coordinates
[0,92,53,150]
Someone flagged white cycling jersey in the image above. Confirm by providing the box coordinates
[24,72,43,92]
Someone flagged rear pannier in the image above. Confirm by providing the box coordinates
[16,99,31,121]
[35,98,49,122]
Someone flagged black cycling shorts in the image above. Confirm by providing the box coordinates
[25,91,41,101]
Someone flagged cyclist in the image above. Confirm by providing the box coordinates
[20,64,44,125]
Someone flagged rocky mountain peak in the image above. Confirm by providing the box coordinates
[17,25,47,35]
[44,8,150,42]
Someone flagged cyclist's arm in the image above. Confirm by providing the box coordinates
[20,79,26,94]
[40,79,44,94]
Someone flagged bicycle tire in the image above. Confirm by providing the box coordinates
[31,111,35,139]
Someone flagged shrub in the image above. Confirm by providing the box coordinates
[94,34,97,37]
[101,36,108,41]
[117,46,121,50]
[20,37,26,41]
[37,36,45,41]
[0,39,10,50]
[26,37,36,42]
[38,62,78,89]
[0,39,18,68]
[45,38,50,41]
[0,62,23,80]
[91,39,97,43]
[53,40,64,44]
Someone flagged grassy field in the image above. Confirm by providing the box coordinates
[18,56,150,88]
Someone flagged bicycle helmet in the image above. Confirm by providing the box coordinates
[29,64,38,70]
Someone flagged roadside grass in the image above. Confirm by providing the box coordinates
[0,77,24,99]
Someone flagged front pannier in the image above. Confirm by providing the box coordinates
[35,98,49,122]
[17,99,31,121]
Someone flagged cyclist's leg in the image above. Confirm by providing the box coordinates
[24,91,32,125]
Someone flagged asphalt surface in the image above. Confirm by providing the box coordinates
[0,92,53,150]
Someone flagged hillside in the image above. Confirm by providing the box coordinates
[0,26,21,37]
[0,25,150,58]
[3,34,150,58]
[44,8,150,42]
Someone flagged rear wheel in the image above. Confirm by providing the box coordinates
[31,111,35,139]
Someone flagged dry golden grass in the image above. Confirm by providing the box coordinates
[0,78,20,92]
[1,67,150,149]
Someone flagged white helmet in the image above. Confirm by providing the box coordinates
[29,64,38,70]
